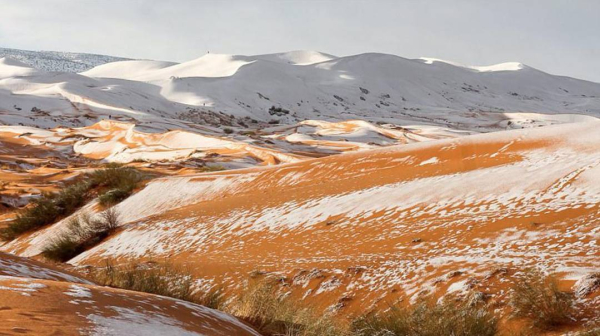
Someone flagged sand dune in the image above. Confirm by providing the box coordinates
[4,120,597,318]
[0,252,259,335]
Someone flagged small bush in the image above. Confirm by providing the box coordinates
[0,182,89,240]
[0,166,142,240]
[41,209,121,262]
[510,270,575,330]
[98,188,131,205]
[352,296,498,336]
[92,260,228,310]
[223,127,234,134]
[268,106,290,116]
[230,279,347,336]
[41,231,82,262]
[90,261,202,303]
[95,207,120,232]
[89,166,142,205]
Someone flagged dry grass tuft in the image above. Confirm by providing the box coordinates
[229,278,348,336]
[510,270,575,331]
[92,261,196,301]
[90,260,224,309]
[351,295,498,336]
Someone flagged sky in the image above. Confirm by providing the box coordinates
[0,0,599,82]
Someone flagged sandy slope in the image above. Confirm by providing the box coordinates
[0,118,467,212]
[0,252,259,335]
[5,121,597,318]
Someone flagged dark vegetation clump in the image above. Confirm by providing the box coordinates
[268,106,290,116]
[0,183,89,240]
[0,165,143,241]
[510,270,576,331]
[41,208,121,262]
[89,165,143,205]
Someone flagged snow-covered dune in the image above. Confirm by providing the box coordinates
[6,120,596,315]
[81,60,177,80]
[1,49,599,132]
[0,47,131,73]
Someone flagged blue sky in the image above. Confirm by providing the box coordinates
[1,0,598,82]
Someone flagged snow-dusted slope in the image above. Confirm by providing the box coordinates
[0,49,599,132]
[0,57,40,78]
[0,252,260,335]
[0,47,131,72]
[7,120,598,316]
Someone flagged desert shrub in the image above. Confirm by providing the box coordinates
[0,182,90,240]
[351,296,497,336]
[230,279,347,336]
[98,188,131,205]
[93,207,120,233]
[88,164,140,187]
[90,261,230,312]
[41,230,82,262]
[0,166,142,240]
[223,127,234,134]
[510,270,575,330]
[91,261,201,303]
[89,165,142,205]
[41,209,121,262]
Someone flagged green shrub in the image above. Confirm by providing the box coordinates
[89,166,142,205]
[0,166,142,240]
[98,188,132,205]
[41,209,121,262]
[351,296,498,336]
[41,230,82,262]
[0,182,89,240]
[510,270,575,330]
